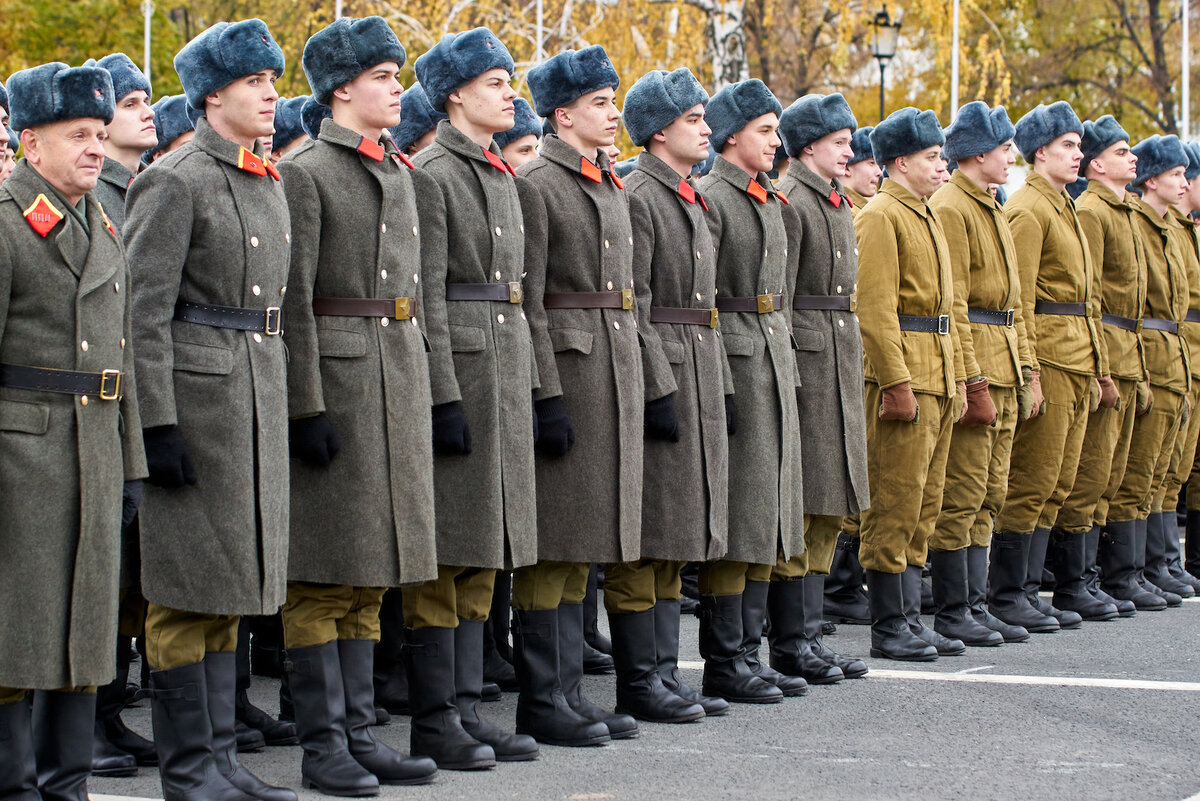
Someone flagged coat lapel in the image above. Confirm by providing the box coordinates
[77,197,121,296]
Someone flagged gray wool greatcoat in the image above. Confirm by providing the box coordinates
[93,158,135,232]
[626,151,730,562]
[278,119,439,587]
[698,156,805,564]
[0,161,147,689]
[776,162,869,517]
[414,121,537,570]
[125,118,290,616]
[517,135,672,564]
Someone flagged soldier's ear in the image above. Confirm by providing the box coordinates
[651,130,667,145]
[332,84,353,104]
[19,128,40,163]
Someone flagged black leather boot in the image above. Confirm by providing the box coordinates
[511,608,610,747]
[453,620,539,759]
[824,533,871,624]
[248,616,284,679]
[94,635,149,775]
[653,599,728,715]
[1027,529,1082,628]
[802,576,867,678]
[966,545,1029,642]
[1186,509,1200,579]
[920,567,936,615]
[741,580,807,696]
[33,691,96,801]
[765,578,843,684]
[987,530,1060,632]
[0,696,39,801]
[234,623,296,746]
[929,549,1004,646]
[581,567,614,675]
[1165,511,1200,590]
[338,639,437,783]
[286,641,379,797]
[205,653,296,801]
[1100,520,1167,610]
[558,602,638,738]
[698,594,783,703]
[404,627,495,769]
[372,591,409,716]
[482,584,518,693]
[1133,518,1182,606]
[609,609,705,722]
[1047,529,1119,620]
[148,661,256,801]
[865,570,937,661]
[902,565,965,655]
[1084,526,1136,617]
[1145,512,1195,597]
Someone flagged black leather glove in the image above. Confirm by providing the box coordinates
[645,393,680,442]
[531,390,539,443]
[121,479,143,530]
[432,401,472,455]
[534,395,574,457]
[289,413,342,467]
[725,394,737,436]
[143,425,197,488]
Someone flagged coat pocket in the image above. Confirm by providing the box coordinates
[448,324,486,353]
[173,340,234,375]
[317,328,368,359]
[792,327,826,352]
[661,339,686,364]
[549,327,594,355]
[0,399,49,435]
[722,333,755,358]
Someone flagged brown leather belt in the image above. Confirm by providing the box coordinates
[793,294,856,312]
[1186,309,1200,324]
[0,363,123,400]
[1101,313,1139,332]
[716,293,783,314]
[543,290,633,310]
[445,282,523,303]
[650,307,719,328]
[1143,317,1180,335]
[312,296,417,320]
[1034,300,1087,316]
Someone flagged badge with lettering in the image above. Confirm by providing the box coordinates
[23,193,64,238]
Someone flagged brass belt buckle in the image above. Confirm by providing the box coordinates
[849,293,858,314]
[621,288,634,310]
[757,294,775,314]
[264,307,282,335]
[709,308,719,328]
[99,369,122,401]
[394,297,412,320]
[508,282,524,303]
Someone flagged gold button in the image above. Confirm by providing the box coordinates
[696,251,702,260]
[120,338,125,349]
[381,223,387,233]
[413,273,420,284]
[497,313,506,324]
[613,321,621,330]
[381,269,388,279]
[696,292,703,301]
[412,226,418,236]
[836,250,842,259]
[607,281,614,290]
[81,396,88,406]
[838,319,846,328]
[253,333,263,343]
[410,317,418,327]
[495,271,503,280]
[81,340,88,351]
[494,226,502,236]
[381,318,390,327]
[281,286,287,295]
[836,285,843,293]
[604,240,610,249]
[697,333,704,341]
[250,236,259,247]
[114,282,120,292]
[252,285,261,296]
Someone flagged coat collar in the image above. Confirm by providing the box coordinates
[845,186,869,209]
[789,160,849,208]
[539,134,623,188]
[711,155,784,204]
[432,119,516,175]
[99,157,135,190]
[634,150,708,209]
[1024,170,1068,213]
[1131,195,1173,233]
[879,177,931,218]
[949,169,1002,212]
[193,116,280,180]
[318,118,410,167]
[1082,179,1133,210]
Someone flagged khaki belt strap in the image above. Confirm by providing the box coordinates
[715,293,783,314]
[543,290,633,310]
[0,363,123,400]
[793,294,856,312]
[445,282,524,303]
[649,306,719,328]
[312,296,417,320]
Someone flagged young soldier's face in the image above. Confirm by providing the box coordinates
[725,113,781,174]
[501,134,540,167]
[22,118,108,200]
[1146,165,1189,206]
[975,140,1015,186]
[805,127,854,183]
[107,90,157,151]
[657,103,711,165]
[1089,140,1137,184]
[845,158,882,197]
[560,88,620,149]
[208,70,279,142]
[450,68,517,135]
[1185,175,1200,212]
[337,62,403,130]
[894,144,943,198]
[1037,132,1083,187]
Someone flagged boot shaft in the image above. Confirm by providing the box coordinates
[0,697,39,801]
[285,641,351,756]
[33,691,96,801]
[698,593,745,661]
[764,578,806,655]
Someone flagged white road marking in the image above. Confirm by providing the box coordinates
[955,664,995,674]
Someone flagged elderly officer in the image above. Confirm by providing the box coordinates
[0,59,146,801]
[769,93,869,683]
[928,102,1036,647]
[387,83,445,158]
[695,79,805,701]
[124,20,296,801]
[991,102,1106,634]
[1050,115,1144,620]
[92,54,155,230]
[407,25,542,765]
[277,16,448,792]
[617,67,731,720]
[495,98,542,167]
[856,107,966,662]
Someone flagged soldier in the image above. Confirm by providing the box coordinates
[495,98,542,168]
[0,59,145,801]
[928,102,1037,647]
[1050,115,1144,620]
[146,95,196,162]
[0,79,13,185]
[695,79,805,701]
[91,54,155,231]
[856,107,965,661]
[271,96,310,162]
[124,20,297,801]
[990,102,1106,634]
[617,67,731,720]
[406,25,543,766]
[1104,135,1193,609]
[387,83,445,157]
[769,93,869,683]
[841,126,879,215]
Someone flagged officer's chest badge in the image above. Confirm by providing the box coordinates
[23,193,64,238]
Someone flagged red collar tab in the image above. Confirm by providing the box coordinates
[237,147,276,179]
[483,147,517,176]
[677,178,696,204]
[777,189,789,205]
[699,195,709,211]
[264,160,281,180]
[99,204,117,237]
[394,151,415,170]
[357,137,385,162]
[608,170,624,190]
[23,193,64,238]
[580,157,603,184]
[746,178,768,204]
[826,189,841,208]
[845,193,854,208]
[127,175,135,188]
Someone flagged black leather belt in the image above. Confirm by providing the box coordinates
[650,307,719,328]
[0,363,123,400]
[1186,309,1200,323]
[312,297,416,320]
[176,300,281,335]
[716,293,783,314]
[445,282,523,303]
[543,290,633,310]
[1034,300,1087,316]
[793,295,855,312]
[1101,313,1139,332]
[1143,317,1180,334]
[898,314,950,334]
[968,308,1015,327]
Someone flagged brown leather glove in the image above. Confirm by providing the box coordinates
[1097,374,1119,410]
[1136,380,1153,416]
[960,377,998,426]
[879,381,919,422]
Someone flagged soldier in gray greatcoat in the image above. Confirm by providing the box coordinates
[696,79,806,704]
[0,60,146,801]
[404,26,541,767]
[123,20,296,801]
[276,17,447,793]
[614,68,730,724]
[768,93,870,685]
[92,54,155,231]
[494,98,541,168]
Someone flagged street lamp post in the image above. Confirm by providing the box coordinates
[871,6,902,122]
